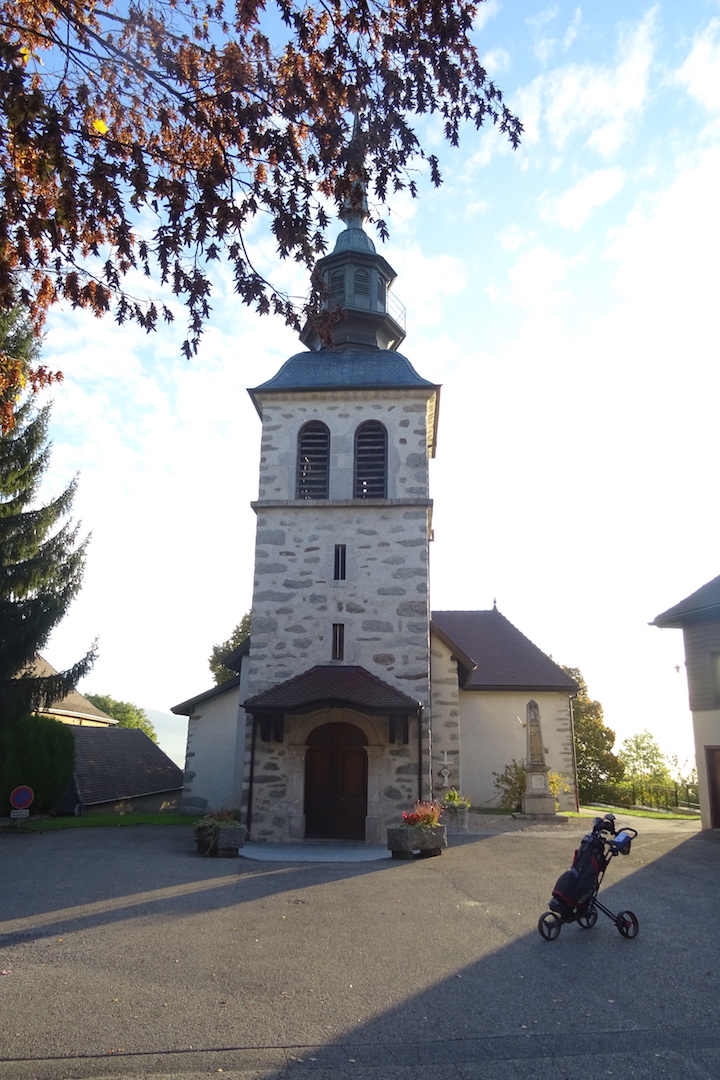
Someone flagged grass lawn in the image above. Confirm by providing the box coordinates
[578,806,700,821]
[1,812,201,832]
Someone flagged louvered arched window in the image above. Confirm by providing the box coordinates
[354,268,370,297]
[297,422,330,499]
[354,421,387,498]
[329,269,344,302]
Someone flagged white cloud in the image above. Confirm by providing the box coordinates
[391,245,468,327]
[473,0,501,33]
[515,8,658,156]
[466,200,490,218]
[526,6,581,64]
[481,46,511,76]
[563,8,582,51]
[545,167,626,229]
[525,6,559,31]
[507,246,569,310]
[498,223,533,251]
[603,146,720,342]
[671,17,720,112]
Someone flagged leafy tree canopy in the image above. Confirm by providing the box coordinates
[85,693,157,742]
[0,308,95,724]
[0,0,521,425]
[618,730,671,785]
[209,612,251,684]
[562,666,624,801]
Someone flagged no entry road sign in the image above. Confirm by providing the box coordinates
[10,786,34,810]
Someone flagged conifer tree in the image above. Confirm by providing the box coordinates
[0,308,95,726]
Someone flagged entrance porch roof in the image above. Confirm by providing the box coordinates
[243,665,422,716]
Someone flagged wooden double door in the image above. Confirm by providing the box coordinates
[304,722,368,839]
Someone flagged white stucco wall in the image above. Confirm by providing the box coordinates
[182,658,249,814]
[458,689,577,811]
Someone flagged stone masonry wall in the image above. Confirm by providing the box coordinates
[247,388,435,707]
[429,635,462,798]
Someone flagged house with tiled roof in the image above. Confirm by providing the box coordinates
[31,655,117,726]
[56,727,183,815]
[173,180,578,839]
[653,574,720,829]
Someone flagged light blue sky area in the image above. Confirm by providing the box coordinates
[146,711,187,769]
[42,2,720,768]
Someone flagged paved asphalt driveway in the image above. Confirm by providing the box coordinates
[0,817,718,1080]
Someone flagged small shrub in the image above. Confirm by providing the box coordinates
[493,759,572,811]
[443,787,471,810]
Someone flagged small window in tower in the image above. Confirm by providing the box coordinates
[330,269,344,301]
[334,544,347,581]
[297,421,330,499]
[332,623,345,661]
[376,276,386,309]
[354,268,370,297]
[354,421,387,498]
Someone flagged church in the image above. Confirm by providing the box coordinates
[172,185,578,841]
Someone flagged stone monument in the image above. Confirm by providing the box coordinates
[520,699,557,817]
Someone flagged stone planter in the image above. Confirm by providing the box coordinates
[195,824,244,857]
[387,824,448,859]
[215,825,245,857]
[443,807,469,834]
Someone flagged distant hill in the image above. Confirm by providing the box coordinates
[145,710,187,768]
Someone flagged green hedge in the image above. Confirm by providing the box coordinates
[0,715,74,814]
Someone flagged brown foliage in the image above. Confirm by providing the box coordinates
[0,0,521,411]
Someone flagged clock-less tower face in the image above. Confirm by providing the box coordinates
[248,375,436,702]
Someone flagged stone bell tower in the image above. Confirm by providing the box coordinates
[239,171,441,843]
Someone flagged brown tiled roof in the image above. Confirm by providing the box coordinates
[431,609,577,692]
[244,665,422,714]
[652,574,720,628]
[58,727,183,810]
[28,656,117,724]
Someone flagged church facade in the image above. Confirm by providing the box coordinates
[173,193,578,839]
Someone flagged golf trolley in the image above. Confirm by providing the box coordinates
[538,813,639,941]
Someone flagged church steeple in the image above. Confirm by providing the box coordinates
[299,138,406,352]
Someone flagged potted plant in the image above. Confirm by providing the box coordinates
[194,809,244,857]
[387,800,448,859]
[442,788,471,833]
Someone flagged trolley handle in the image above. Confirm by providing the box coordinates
[609,827,637,855]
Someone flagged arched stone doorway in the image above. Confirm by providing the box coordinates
[304,722,368,839]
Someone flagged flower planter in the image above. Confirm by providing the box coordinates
[387,824,448,859]
[195,823,244,857]
[443,807,469,834]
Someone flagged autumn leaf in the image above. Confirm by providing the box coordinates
[0,0,522,427]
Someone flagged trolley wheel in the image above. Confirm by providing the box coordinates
[577,908,598,930]
[538,911,562,940]
[616,910,639,938]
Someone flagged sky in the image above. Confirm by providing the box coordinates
[35,0,720,772]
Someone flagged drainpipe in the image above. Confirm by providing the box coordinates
[568,694,579,812]
[246,713,258,840]
[417,707,424,802]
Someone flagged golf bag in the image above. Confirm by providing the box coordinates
[538,813,639,940]
[550,829,610,915]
